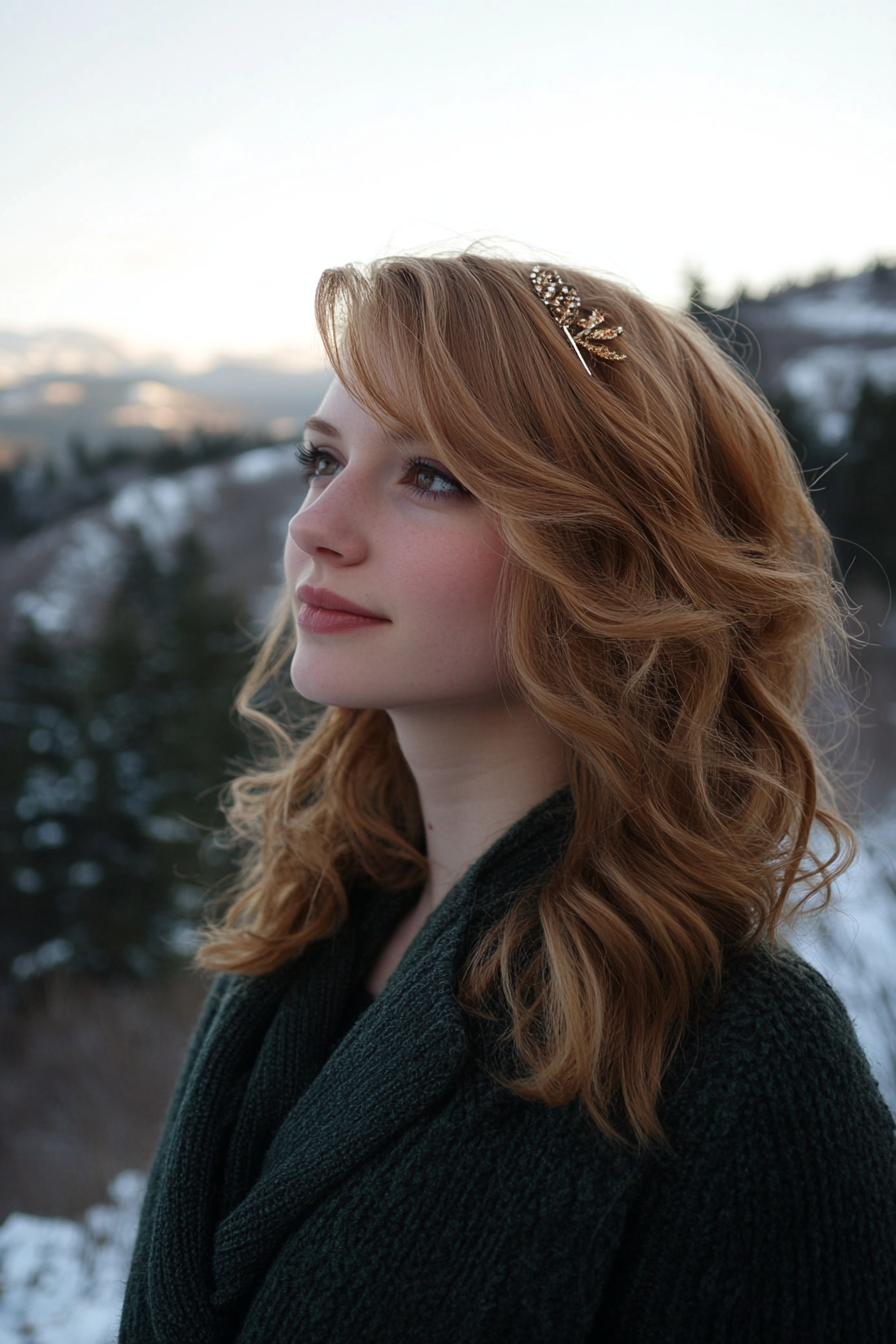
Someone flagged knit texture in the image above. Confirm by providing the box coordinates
[121,792,896,1343]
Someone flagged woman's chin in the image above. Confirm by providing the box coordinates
[289,658,372,710]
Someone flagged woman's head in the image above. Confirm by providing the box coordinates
[315,255,835,775]
[200,250,854,1145]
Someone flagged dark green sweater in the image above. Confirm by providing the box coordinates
[121,793,896,1342]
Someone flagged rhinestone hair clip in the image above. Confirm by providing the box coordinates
[529,265,626,374]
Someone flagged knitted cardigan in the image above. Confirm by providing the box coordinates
[121,792,896,1343]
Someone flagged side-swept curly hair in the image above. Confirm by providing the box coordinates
[197,252,855,1145]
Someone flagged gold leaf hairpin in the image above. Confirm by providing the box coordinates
[529,265,626,374]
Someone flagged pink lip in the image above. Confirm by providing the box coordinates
[296,584,389,634]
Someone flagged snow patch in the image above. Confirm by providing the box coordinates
[109,467,219,569]
[230,443,298,483]
[10,462,231,640]
[7,445,299,642]
[0,1171,145,1344]
[775,274,896,339]
[789,816,896,1110]
[781,345,896,444]
[12,521,121,638]
[781,293,896,339]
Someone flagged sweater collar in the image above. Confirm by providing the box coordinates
[210,786,574,1303]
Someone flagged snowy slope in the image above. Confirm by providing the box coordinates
[0,441,303,662]
[781,343,896,443]
[720,264,896,446]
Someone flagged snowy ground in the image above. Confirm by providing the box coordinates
[1,826,895,1343]
[787,812,896,1110]
[0,1171,145,1344]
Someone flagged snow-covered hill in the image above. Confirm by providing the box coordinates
[712,263,896,445]
[0,441,304,662]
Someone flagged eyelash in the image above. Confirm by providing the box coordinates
[295,443,331,477]
[295,444,469,500]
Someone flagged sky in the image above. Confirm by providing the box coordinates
[0,0,893,369]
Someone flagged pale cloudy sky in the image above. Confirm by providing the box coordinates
[1,0,893,367]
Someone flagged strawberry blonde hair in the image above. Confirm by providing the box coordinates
[197,252,855,1144]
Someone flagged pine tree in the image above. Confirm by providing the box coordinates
[0,528,252,981]
[837,382,896,589]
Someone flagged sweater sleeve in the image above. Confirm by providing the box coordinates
[597,952,896,1344]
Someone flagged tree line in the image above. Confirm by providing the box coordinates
[778,380,896,592]
[0,429,279,543]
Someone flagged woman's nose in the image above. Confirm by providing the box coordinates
[286,485,368,566]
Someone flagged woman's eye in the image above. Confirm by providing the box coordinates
[296,444,339,480]
[406,460,467,497]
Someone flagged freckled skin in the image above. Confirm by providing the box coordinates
[285,380,508,714]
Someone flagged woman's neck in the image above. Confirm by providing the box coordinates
[388,697,569,912]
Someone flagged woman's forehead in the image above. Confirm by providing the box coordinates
[305,381,420,449]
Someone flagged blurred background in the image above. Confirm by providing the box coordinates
[0,0,894,1325]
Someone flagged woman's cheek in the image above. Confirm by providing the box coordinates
[410,525,504,612]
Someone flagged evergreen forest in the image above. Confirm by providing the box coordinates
[0,526,258,984]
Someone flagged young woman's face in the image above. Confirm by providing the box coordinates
[284,380,507,713]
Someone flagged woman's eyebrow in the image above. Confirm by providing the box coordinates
[303,416,341,438]
[303,415,417,447]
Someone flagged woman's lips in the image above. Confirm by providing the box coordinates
[296,585,390,634]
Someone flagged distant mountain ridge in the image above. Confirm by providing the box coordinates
[0,328,163,386]
[2,263,895,462]
[0,369,331,466]
[0,331,330,464]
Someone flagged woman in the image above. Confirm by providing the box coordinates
[121,254,896,1342]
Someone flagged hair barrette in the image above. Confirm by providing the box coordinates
[529,265,626,374]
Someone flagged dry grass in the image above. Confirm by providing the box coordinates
[0,972,207,1220]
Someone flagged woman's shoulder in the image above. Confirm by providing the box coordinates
[701,939,865,1049]
[657,940,896,1172]
[595,945,896,1341]
[711,940,875,1059]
